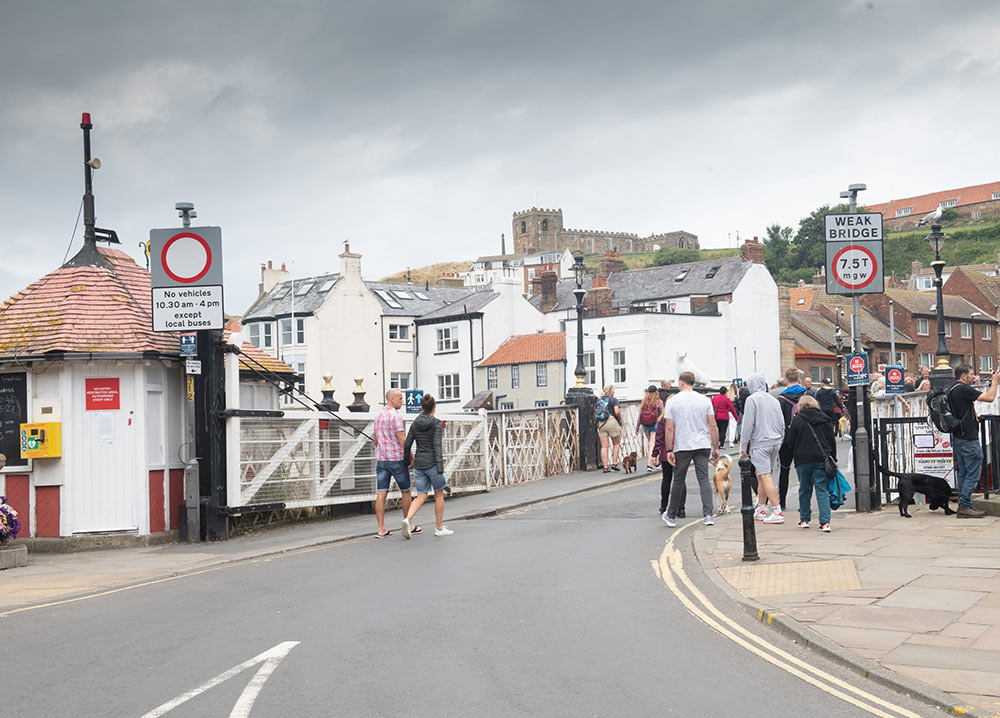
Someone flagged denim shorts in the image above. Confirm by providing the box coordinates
[413,466,447,494]
[376,460,411,492]
[641,423,657,436]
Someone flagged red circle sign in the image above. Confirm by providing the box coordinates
[832,245,878,290]
[161,232,212,284]
[888,368,902,383]
[849,356,865,372]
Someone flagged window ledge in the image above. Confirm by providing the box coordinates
[435,350,460,355]
[437,399,460,404]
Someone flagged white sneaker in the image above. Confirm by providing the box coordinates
[798,521,810,529]
[662,512,676,528]
[434,526,454,537]
[753,505,767,522]
[401,517,412,539]
[763,511,785,524]
[703,515,714,526]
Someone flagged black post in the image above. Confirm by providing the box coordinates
[566,251,595,470]
[928,225,953,393]
[739,457,759,561]
[195,329,228,540]
[81,114,95,246]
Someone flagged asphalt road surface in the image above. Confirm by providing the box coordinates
[7,473,937,717]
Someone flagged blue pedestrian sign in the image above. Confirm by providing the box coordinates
[405,388,424,414]
[179,332,198,357]
[846,353,870,387]
[885,365,904,395]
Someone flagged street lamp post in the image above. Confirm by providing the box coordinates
[565,251,596,470]
[927,224,952,391]
[970,310,982,378]
[834,310,844,391]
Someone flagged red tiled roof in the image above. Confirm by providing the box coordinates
[867,180,1000,219]
[478,332,566,367]
[789,286,816,311]
[0,247,177,356]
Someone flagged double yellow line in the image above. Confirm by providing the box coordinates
[655,522,926,718]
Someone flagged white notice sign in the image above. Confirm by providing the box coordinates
[152,285,224,331]
[825,212,883,241]
[185,359,202,375]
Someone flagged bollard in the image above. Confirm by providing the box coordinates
[739,457,759,562]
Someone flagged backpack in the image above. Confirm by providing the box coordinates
[927,384,965,433]
[780,394,800,425]
[595,397,610,423]
[638,401,659,425]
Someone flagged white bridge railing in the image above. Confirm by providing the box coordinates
[229,406,579,510]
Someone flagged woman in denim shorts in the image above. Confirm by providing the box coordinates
[402,393,454,537]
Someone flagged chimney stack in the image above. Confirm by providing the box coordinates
[599,251,625,278]
[539,270,559,312]
[584,286,614,317]
[739,237,765,264]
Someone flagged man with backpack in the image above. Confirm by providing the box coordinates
[944,364,1000,518]
[776,368,807,510]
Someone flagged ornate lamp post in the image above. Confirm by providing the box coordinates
[570,251,588,390]
[834,310,844,391]
[927,224,952,390]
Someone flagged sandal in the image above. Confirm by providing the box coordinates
[374,531,391,539]
[411,525,423,534]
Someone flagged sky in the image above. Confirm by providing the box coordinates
[2,0,999,314]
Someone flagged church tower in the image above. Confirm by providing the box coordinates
[511,208,563,254]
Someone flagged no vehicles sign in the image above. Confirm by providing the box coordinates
[149,226,224,332]
[824,213,884,296]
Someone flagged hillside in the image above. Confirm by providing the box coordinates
[584,247,738,272]
[883,219,1000,276]
[379,261,471,285]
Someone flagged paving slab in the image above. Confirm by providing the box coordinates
[876,586,986,613]
[882,642,1000,672]
[817,604,960,632]
[971,624,1000,650]
[810,624,911,652]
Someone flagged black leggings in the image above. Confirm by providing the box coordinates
[717,419,729,445]
[660,460,686,514]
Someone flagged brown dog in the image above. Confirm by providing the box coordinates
[712,454,733,514]
[622,451,638,474]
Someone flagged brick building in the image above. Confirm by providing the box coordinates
[867,180,1000,232]
[512,207,699,256]
[862,289,998,373]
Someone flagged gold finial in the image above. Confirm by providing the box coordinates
[354,376,364,391]
[322,373,334,392]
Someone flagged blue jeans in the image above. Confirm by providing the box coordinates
[376,460,411,492]
[952,437,983,509]
[796,462,831,525]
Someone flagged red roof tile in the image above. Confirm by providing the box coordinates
[789,286,816,311]
[0,247,177,356]
[868,180,1000,219]
[223,319,297,377]
[478,332,566,367]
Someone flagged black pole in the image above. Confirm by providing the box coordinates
[739,457,759,561]
[928,225,952,392]
[598,327,606,388]
[81,113,95,246]
[195,328,228,540]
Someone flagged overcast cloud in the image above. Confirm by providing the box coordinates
[2,0,999,313]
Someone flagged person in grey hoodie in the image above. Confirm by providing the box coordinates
[402,394,453,537]
[739,373,786,524]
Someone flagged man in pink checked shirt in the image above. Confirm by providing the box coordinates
[372,389,417,538]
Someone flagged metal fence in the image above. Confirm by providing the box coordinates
[231,406,579,510]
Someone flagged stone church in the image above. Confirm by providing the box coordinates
[512,207,698,256]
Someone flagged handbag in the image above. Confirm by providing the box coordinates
[806,422,838,478]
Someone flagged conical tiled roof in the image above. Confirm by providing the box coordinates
[0,246,177,357]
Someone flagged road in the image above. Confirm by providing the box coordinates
[6,473,936,717]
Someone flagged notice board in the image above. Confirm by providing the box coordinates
[0,373,28,468]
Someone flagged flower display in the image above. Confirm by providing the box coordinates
[0,496,20,544]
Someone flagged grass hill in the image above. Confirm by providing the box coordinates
[584,247,738,272]
[883,219,1000,276]
[379,261,471,285]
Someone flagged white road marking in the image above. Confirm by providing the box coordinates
[139,641,299,718]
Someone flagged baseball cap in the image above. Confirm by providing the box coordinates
[647,384,658,393]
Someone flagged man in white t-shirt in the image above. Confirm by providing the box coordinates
[662,371,720,527]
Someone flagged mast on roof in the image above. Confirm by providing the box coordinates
[64,113,118,268]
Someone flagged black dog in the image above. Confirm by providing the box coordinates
[874,458,955,518]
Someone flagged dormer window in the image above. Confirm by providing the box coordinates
[939,199,957,208]
[895,207,913,217]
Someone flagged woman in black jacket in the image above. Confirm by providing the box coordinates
[781,395,837,532]
[402,394,453,538]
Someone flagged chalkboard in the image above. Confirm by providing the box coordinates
[0,373,28,468]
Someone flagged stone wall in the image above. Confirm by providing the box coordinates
[512,207,697,256]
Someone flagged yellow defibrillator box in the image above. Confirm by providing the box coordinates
[20,422,62,459]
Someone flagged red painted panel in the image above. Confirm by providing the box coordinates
[168,469,184,530]
[85,377,120,411]
[4,474,30,538]
[148,470,165,534]
[35,486,60,537]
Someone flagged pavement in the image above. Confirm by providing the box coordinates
[4,459,1000,716]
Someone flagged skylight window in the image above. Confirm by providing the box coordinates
[273,287,289,299]
[705,265,720,279]
[392,290,414,300]
[375,289,403,309]
[414,292,429,300]
[674,269,690,282]
[295,282,314,296]
[797,298,806,305]
[319,279,335,292]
